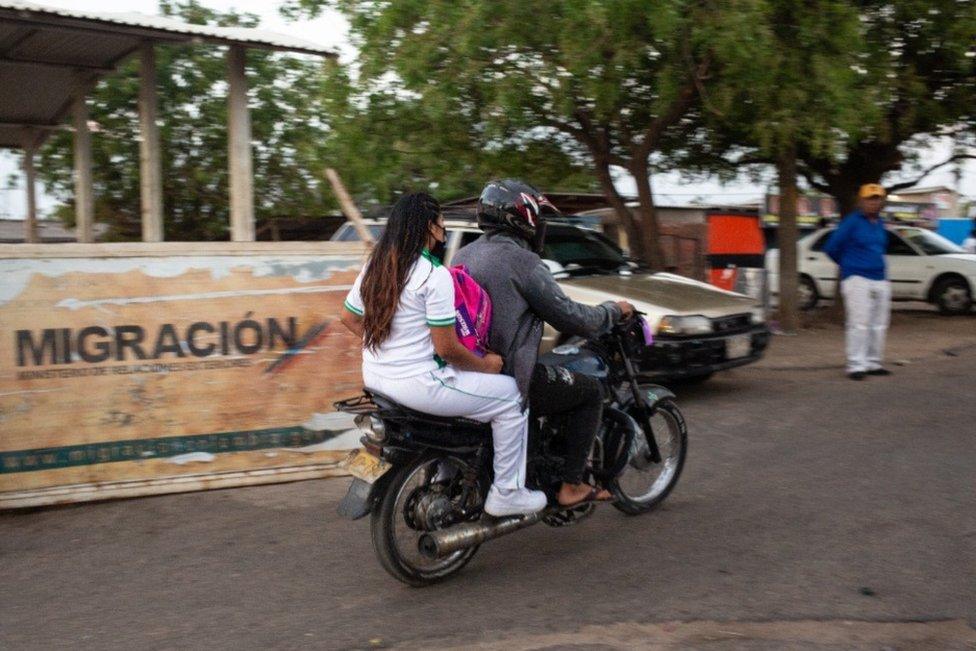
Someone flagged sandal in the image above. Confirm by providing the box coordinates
[557,485,613,508]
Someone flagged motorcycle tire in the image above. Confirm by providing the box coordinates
[610,399,688,516]
[371,455,480,587]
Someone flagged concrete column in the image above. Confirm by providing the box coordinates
[22,135,39,244]
[226,46,255,242]
[138,42,164,242]
[72,95,94,243]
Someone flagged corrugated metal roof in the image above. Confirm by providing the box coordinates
[0,2,336,148]
[0,2,336,56]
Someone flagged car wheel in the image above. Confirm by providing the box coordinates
[932,276,973,315]
[798,275,819,311]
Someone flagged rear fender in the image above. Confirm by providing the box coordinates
[337,471,395,520]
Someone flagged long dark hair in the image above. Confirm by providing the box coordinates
[361,192,441,351]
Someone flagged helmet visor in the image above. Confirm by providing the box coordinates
[535,195,561,218]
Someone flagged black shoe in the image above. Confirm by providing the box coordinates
[848,372,866,381]
[866,368,892,376]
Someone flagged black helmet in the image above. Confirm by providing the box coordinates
[476,179,560,253]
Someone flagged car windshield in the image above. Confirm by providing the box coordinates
[332,220,629,272]
[332,224,384,241]
[541,226,628,272]
[894,228,964,255]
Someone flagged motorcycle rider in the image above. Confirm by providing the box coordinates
[340,192,548,517]
[454,179,635,507]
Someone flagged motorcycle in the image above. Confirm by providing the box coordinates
[334,314,688,586]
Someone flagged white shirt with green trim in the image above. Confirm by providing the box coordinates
[344,250,456,379]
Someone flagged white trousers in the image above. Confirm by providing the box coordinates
[841,276,891,373]
[363,366,528,490]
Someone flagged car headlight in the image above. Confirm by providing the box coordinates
[354,413,387,444]
[657,315,713,336]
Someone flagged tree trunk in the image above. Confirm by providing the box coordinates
[776,149,800,334]
[593,159,644,260]
[630,159,665,270]
[827,175,862,217]
[823,175,861,322]
[802,138,902,217]
[601,220,621,247]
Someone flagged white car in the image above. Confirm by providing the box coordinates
[333,218,770,383]
[767,226,976,315]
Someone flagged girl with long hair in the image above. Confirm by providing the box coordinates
[339,192,546,516]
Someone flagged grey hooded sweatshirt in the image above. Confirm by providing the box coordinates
[453,231,622,398]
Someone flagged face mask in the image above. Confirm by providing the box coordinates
[429,224,448,261]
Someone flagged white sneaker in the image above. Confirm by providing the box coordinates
[484,485,547,517]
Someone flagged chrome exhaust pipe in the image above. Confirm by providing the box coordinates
[419,512,544,559]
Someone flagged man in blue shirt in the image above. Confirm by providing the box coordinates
[823,184,892,380]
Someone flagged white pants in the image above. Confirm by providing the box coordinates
[363,366,528,490]
[841,276,891,373]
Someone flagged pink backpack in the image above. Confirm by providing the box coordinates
[450,265,492,357]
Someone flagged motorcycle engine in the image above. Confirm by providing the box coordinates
[405,486,459,531]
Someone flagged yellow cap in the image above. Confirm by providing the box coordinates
[858,183,886,199]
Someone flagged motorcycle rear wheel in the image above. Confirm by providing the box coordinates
[371,455,480,587]
[610,399,687,515]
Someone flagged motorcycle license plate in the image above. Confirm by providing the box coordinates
[343,449,392,484]
[726,333,752,359]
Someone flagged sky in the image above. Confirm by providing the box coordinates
[1,0,973,219]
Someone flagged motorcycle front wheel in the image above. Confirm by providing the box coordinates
[610,399,688,515]
[371,455,480,587]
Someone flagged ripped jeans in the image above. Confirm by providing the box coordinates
[528,364,604,484]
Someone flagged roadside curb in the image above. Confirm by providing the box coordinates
[401,618,976,650]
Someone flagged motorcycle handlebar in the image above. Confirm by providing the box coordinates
[616,309,646,327]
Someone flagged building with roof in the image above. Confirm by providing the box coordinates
[0,1,335,243]
[887,185,965,219]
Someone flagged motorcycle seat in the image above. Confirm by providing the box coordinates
[367,389,492,438]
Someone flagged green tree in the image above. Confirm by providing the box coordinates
[290,0,763,268]
[763,1,864,332]
[679,0,973,327]
[796,0,976,212]
[319,64,596,208]
[38,1,334,241]
[701,1,864,331]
